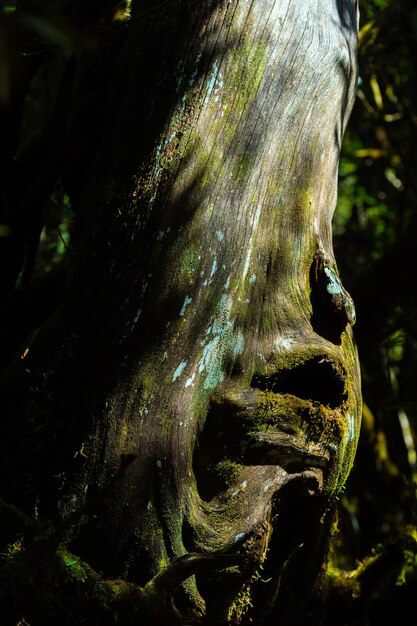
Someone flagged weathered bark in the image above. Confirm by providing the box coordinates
[0,1,361,624]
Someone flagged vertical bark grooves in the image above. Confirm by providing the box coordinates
[0,1,360,623]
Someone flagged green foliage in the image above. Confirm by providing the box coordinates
[0,2,16,15]
[362,0,391,18]
[336,0,415,260]
[330,0,417,615]
[34,187,73,277]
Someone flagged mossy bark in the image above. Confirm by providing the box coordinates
[0,1,360,624]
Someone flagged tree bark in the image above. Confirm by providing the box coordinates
[0,1,361,624]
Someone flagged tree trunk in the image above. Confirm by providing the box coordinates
[0,1,361,624]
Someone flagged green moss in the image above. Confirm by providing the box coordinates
[226,39,269,113]
[256,390,302,421]
[158,556,169,570]
[59,547,90,583]
[226,564,272,624]
[325,562,360,598]
[57,546,110,593]
[214,459,244,486]
[134,356,161,403]
[396,547,417,586]
[227,581,254,623]
[232,152,255,183]
[106,579,131,596]
[267,175,280,200]
[0,539,116,624]
[255,390,346,439]
[179,247,200,274]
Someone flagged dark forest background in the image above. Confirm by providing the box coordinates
[333,0,417,571]
[1,0,416,622]
[326,0,417,618]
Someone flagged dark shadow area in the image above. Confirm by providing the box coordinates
[252,358,347,409]
[0,0,232,576]
[335,0,358,33]
[309,255,351,346]
[259,492,330,626]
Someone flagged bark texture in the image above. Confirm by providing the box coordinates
[0,1,360,624]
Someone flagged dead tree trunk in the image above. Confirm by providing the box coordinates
[0,1,361,624]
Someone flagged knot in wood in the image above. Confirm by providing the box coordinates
[313,253,356,328]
